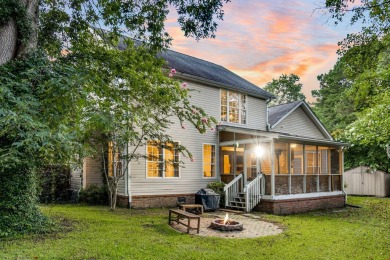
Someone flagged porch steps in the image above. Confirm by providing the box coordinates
[227,193,247,211]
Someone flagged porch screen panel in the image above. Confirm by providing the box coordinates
[260,143,271,174]
[290,144,303,174]
[220,146,234,174]
[318,147,329,174]
[330,148,340,175]
[305,145,318,174]
[274,142,288,174]
[235,147,244,174]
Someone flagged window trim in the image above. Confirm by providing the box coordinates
[220,89,248,125]
[146,141,180,179]
[202,143,218,179]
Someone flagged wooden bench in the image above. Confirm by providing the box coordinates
[179,204,204,215]
[168,209,201,234]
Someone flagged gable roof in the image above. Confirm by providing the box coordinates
[268,100,333,140]
[158,50,275,100]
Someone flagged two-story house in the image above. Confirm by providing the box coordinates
[71,49,346,215]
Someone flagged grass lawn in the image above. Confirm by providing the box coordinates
[0,196,389,259]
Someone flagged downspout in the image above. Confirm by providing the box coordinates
[266,98,272,131]
[127,142,131,208]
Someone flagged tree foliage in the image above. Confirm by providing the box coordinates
[312,34,390,171]
[265,74,306,106]
[324,0,390,54]
[0,0,230,235]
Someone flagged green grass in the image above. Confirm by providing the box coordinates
[0,196,389,259]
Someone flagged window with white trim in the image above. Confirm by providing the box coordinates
[147,141,179,178]
[221,90,247,124]
[203,144,216,177]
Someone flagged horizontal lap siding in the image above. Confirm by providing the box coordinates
[273,107,326,139]
[84,157,104,187]
[126,81,220,196]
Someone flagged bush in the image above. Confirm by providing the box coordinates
[0,166,52,238]
[38,165,71,203]
[207,181,226,208]
[79,185,109,205]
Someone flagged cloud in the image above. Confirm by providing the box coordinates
[165,0,345,101]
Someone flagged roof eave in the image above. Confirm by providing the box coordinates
[277,134,348,147]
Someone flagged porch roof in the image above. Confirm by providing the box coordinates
[218,125,347,147]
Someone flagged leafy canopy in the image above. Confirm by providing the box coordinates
[264,74,306,106]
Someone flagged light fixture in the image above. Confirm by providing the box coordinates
[255,145,263,158]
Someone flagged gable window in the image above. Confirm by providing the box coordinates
[221,90,247,124]
[147,141,179,178]
[203,144,216,177]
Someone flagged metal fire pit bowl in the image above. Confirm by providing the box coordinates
[210,219,243,231]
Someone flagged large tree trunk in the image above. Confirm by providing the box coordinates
[0,0,38,65]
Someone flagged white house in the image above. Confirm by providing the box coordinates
[71,49,347,215]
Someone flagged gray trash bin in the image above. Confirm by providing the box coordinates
[195,188,220,211]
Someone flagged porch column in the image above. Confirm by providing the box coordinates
[271,139,275,196]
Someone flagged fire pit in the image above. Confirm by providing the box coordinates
[210,213,243,231]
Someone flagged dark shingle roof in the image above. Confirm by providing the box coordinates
[268,100,303,127]
[158,50,275,100]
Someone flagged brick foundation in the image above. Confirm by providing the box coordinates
[254,194,345,215]
[117,194,195,209]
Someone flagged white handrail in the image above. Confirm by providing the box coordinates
[245,174,264,212]
[224,174,243,207]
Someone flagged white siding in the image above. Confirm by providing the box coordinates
[344,166,390,197]
[222,94,268,130]
[273,107,327,139]
[84,157,104,188]
[126,81,220,196]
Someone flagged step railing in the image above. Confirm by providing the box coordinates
[223,174,244,207]
[245,174,264,212]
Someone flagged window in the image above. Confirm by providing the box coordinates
[221,90,247,124]
[203,144,216,177]
[147,141,179,178]
[108,141,122,177]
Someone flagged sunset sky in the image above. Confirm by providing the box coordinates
[165,0,362,102]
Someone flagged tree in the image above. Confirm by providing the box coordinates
[312,3,390,171]
[77,41,216,210]
[0,0,230,236]
[323,0,390,54]
[264,74,306,106]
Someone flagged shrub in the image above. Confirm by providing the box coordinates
[79,185,109,205]
[207,181,226,208]
[38,165,71,203]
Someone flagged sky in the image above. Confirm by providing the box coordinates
[164,0,362,102]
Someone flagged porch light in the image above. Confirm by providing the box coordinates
[255,145,264,158]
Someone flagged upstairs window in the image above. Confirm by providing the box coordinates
[147,141,179,178]
[221,90,247,124]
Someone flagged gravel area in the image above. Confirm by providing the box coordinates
[170,211,283,238]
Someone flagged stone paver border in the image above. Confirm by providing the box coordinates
[170,211,283,238]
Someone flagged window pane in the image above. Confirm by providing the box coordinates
[165,143,179,177]
[221,106,227,122]
[229,107,239,123]
[147,141,163,177]
[203,144,215,177]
